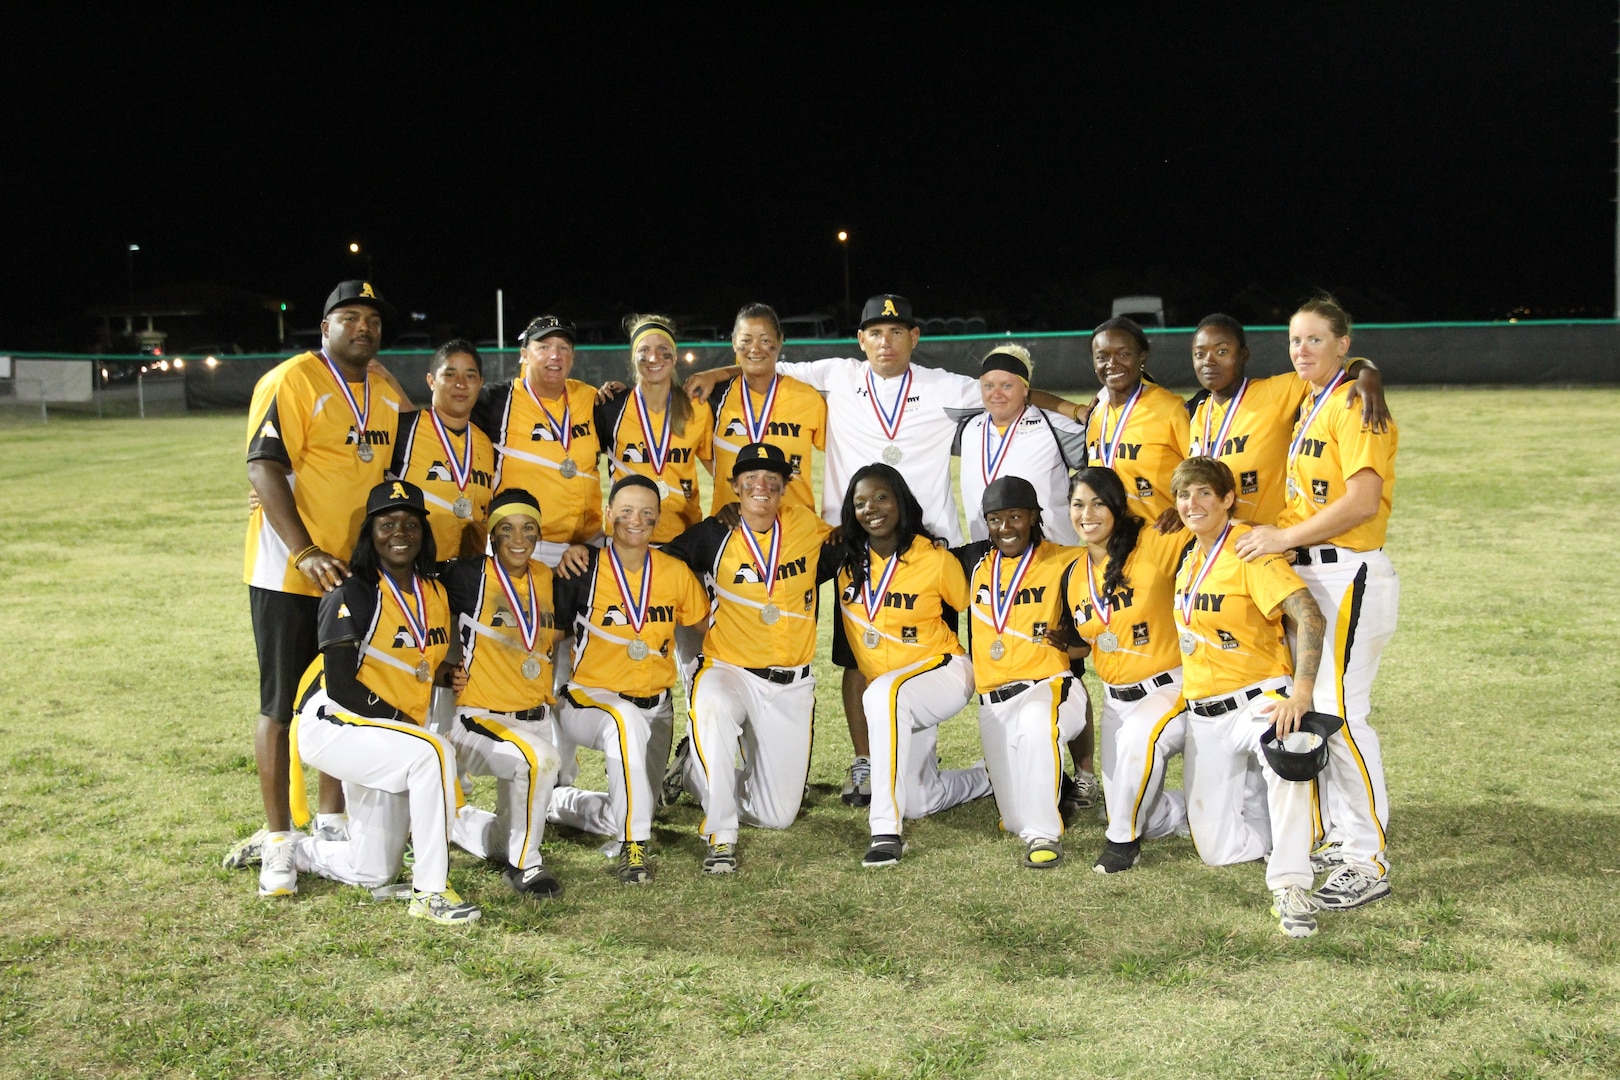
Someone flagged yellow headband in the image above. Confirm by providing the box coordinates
[631,325,676,355]
[487,503,541,531]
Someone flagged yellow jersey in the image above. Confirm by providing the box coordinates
[598,390,715,543]
[1277,369,1399,551]
[707,375,827,514]
[1174,522,1306,699]
[443,556,561,713]
[306,571,453,724]
[244,351,403,596]
[1187,373,1308,526]
[836,534,968,681]
[389,409,497,560]
[1086,381,1189,524]
[1061,525,1192,686]
[962,540,1081,694]
[555,546,710,698]
[476,378,603,545]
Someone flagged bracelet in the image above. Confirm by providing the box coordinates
[293,544,321,565]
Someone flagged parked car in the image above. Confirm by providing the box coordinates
[1110,295,1166,328]
[779,314,838,339]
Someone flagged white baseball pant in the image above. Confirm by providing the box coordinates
[548,686,673,844]
[291,687,459,893]
[686,658,816,845]
[977,673,1089,844]
[1295,545,1397,876]
[1098,668,1189,844]
[865,653,990,836]
[446,706,560,872]
[1183,678,1313,891]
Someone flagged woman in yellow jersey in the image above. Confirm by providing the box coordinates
[1086,317,1190,529]
[389,339,498,558]
[279,481,479,924]
[1186,314,1387,526]
[1232,295,1399,912]
[1060,466,1190,874]
[836,463,992,868]
[441,489,565,900]
[960,476,1089,870]
[1171,457,1331,938]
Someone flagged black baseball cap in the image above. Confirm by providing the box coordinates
[859,293,918,330]
[519,315,577,345]
[324,280,396,322]
[981,476,1040,515]
[1258,711,1345,783]
[731,442,794,481]
[365,479,429,519]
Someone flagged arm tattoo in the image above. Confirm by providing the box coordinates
[1280,588,1326,683]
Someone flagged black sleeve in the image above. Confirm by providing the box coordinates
[951,540,990,579]
[317,576,377,650]
[706,377,735,423]
[661,517,726,575]
[551,548,598,629]
[321,643,404,721]
[245,396,292,466]
[440,559,482,621]
[815,537,845,585]
[1184,387,1209,419]
[470,383,510,442]
[595,392,628,456]
[388,409,416,479]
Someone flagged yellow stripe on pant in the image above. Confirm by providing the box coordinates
[880,654,953,829]
[461,712,546,865]
[564,688,638,843]
[1126,695,1186,841]
[687,658,717,843]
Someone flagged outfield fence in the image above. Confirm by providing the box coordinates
[3,319,1616,418]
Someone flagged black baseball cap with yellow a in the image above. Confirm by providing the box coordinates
[324,280,397,322]
[731,442,794,480]
[365,479,429,519]
[859,293,918,330]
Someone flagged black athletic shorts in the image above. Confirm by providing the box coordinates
[249,586,321,722]
[831,601,960,671]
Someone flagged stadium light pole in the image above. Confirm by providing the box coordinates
[837,230,850,329]
[126,243,139,308]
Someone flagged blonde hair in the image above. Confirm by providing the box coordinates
[1295,293,1352,339]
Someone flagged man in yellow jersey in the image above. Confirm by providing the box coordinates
[663,443,839,873]
[959,477,1089,869]
[549,475,711,884]
[705,303,827,514]
[1185,314,1386,526]
[229,280,407,895]
[391,340,498,559]
[1233,297,1399,911]
[441,489,566,900]
[472,316,605,566]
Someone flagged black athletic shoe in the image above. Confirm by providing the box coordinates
[504,864,564,899]
[862,834,906,868]
[1092,839,1142,875]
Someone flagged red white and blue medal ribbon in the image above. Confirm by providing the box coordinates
[1286,367,1349,497]
[737,518,782,599]
[521,377,572,452]
[860,546,902,625]
[1176,522,1232,630]
[631,387,673,477]
[740,375,779,444]
[381,572,430,659]
[427,409,473,494]
[981,415,1018,486]
[1084,552,1113,629]
[1096,382,1143,467]
[490,556,539,654]
[865,366,913,442]
[319,350,371,447]
[1197,377,1248,459]
[989,544,1037,638]
[607,544,653,636]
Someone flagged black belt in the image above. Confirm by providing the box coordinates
[981,682,1030,705]
[1189,686,1265,717]
[744,665,811,685]
[511,705,550,723]
[619,691,666,710]
[1292,546,1338,566]
[1107,671,1175,703]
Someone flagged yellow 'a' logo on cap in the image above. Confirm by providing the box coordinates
[361,282,376,298]
[882,299,898,316]
[391,482,408,500]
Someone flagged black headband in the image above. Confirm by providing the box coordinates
[980,351,1030,383]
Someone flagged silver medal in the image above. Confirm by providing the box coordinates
[521,656,542,680]
[882,444,902,465]
[1286,477,1297,499]
[656,480,670,499]
[452,496,473,519]
[356,443,374,463]
[627,638,650,661]
[1097,631,1119,653]
[760,603,780,625]
[989,639,1006,661]
[1179,631,1197,655]
[415,660,432,682]
[862,628,880,650]
[558,458,578,479]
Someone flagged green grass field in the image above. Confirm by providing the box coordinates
[1,388,1618,1079]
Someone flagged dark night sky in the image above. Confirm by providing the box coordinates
[3,4,1615,349]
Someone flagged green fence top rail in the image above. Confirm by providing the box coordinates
[8,317,1619,362]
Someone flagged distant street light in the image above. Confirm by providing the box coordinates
[348,241,373,279]
[126,243,140,308]
[837,230,851,329]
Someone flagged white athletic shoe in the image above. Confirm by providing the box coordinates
[223,828,270,869]
[842,757,872,807]
[703,842,737,874]
[408,886,481,925]
[1309,840,1346,875]
[258,833,298,897]
[1313,863,1391,910]
[1271,885,1319,938]
[1073,770,1102,809]
[313,814,350,843]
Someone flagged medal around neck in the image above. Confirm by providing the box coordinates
[452,496,473,519]
[521,656,543,680]
[627,638,650,661]
[559,458,578,479]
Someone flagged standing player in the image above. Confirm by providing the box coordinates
[835,464,991,868]
[230,280,405,894]
[391,340,497,559]
[1086,317,1190,529]
[663,443,839,873]
[277,481,479,924]
[1233,295,1399,911]
[707,303,826,514]
[472,316,605,566]
[959,477,1089,869]
[1186,314,1387,526]
[440,489,565,900]
[1171,456,1330,937]
[549,476,711,884]
[1060,467,1190,873]
[686,294,1084,808]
